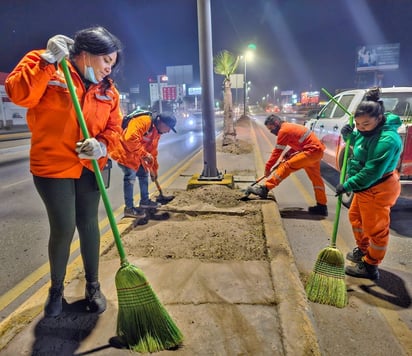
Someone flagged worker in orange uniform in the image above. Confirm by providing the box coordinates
[5,27,123,317]
[247,115,328,216]
[336,88,402,280]
[109,111,176,218]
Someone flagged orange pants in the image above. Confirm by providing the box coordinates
[265,149,327,205]
[348,172,400,266]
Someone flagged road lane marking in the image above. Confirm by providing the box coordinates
[2,178,31,189]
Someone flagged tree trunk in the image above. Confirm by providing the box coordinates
[222,79,236,146]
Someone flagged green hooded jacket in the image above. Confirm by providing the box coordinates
[343,113,402,192]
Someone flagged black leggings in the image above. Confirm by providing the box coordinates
[33,168,101,287]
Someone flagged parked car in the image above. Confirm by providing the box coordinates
[176,111,203,132]
[265,104,280,113]
[306,87,412,206]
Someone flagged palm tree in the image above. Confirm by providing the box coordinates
[214,50,239,146]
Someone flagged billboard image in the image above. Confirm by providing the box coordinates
[356,43,400,72]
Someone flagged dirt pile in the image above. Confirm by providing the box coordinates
[102,185,272,262]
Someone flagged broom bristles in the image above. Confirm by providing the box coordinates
[115,263,183,353]
[305,247,348,308]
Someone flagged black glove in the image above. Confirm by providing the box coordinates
[335,183,346,197]
[341,124,353,137]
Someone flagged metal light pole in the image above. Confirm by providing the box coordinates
[157,75,163,113]
[242,47,255,116]
[197,0,220,179]
[243,56,247,117]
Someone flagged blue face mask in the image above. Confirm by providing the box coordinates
[84,65,98,84]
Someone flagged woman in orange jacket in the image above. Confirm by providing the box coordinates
[5,26,123,317]
[248,115,328,215]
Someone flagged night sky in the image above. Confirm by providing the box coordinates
[1,0,411,104]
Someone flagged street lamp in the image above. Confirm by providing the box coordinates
[273,86,278,104]
[243,50,254,117]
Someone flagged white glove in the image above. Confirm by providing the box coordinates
[75,138,107,160]
[40,35,74,64]
[142,153,154,165]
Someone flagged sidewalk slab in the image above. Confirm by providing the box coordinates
[2,258,284,355]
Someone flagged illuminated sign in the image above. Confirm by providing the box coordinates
[301,91,320,105]
[356,43,400,72]
[162,86,177,100]
[188,87,202,96]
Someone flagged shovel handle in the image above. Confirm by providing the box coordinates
[154,178,163,195]
[251,175,266,186]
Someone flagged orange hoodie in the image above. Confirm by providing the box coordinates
[109,114,160,172]
[5,50,123,178]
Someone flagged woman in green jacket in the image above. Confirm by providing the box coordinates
[336,87,402,280]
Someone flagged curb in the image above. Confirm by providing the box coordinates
[263,203,321,356]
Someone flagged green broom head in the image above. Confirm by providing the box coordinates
[305,247,348,308]
[115,262,183,353]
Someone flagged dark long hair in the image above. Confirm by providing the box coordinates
[69,26,123,92]
[354,87,385,120]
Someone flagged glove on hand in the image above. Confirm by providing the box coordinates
[335,183,346,197]
[142,153,154,165]
[341,124,353,137]
[75,138,107,160]
[40,35,74,64]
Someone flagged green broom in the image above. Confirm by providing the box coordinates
[60,58,183,352]
[305,87,354,308]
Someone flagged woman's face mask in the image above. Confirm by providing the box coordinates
[355,114,383,137]
[84,54,99,84]
[84,64,98,84]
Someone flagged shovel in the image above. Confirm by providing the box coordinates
[153,177,175,204]
[239,174,267,201]
[239,146,296,201]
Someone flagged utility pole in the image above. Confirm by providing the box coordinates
[197,0,220,180]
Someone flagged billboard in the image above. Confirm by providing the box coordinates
[166,65,193,85]
[356,43,400,72]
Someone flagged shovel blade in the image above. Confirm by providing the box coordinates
[156,194,175,204]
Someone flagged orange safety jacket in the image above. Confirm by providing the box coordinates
[109,114,160,172]
[5,50,122,178]
[265,122,325,172]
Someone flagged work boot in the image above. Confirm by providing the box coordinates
[346,247,365,263]
[45,286,64,317]
[308,203,328,216]
[86,282,107,314]
[345,261,379,280]
[247,184,269,199]
[124,207,146,218]
[139,199,161,209]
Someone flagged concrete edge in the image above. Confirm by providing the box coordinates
[262,202,322,356]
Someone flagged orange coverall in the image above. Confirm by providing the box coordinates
[349,172,400,265]
[264,122,327,205]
